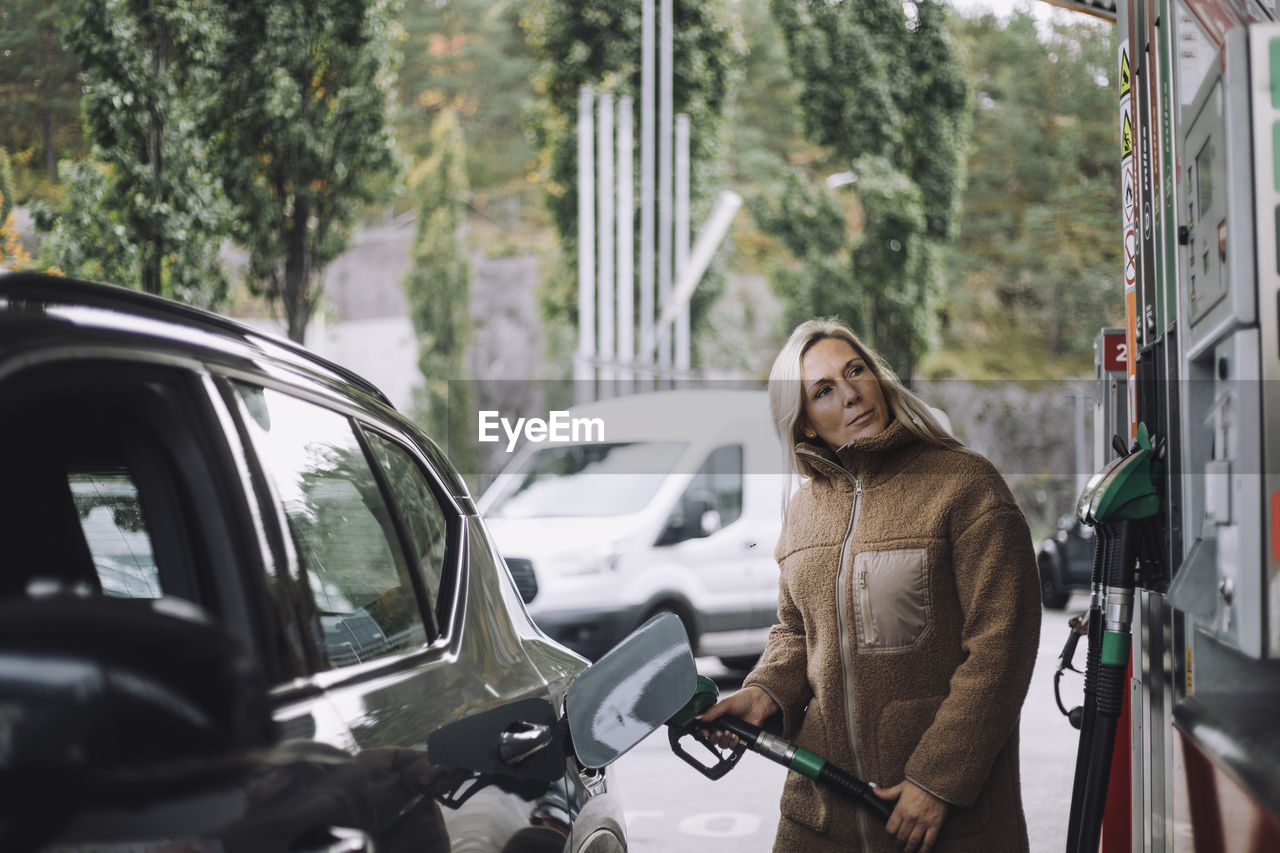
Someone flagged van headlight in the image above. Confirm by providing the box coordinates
[559,544,623,576]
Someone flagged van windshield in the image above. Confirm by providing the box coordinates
[485,442,687,518]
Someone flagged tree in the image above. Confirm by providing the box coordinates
[762,0,968,378]
[403,110,479,485]
[213,0,403,343]
[523,0,741,347]
[0,0,83,183]
[939,11,1120,374]
[723,0,808,183]
[397,0,539,189]
[34,158,137,281]
[42,0,228,306]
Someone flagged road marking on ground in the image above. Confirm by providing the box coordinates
[627,811,764,838]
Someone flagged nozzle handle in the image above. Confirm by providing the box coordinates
[668,724,747,780]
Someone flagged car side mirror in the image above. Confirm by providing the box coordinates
[428,611,697,777]
[0,594,277,810]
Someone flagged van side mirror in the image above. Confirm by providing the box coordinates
[659,490,719,545]
[0,595,277,810]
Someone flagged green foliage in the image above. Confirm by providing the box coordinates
[34,158,136,281]
[1,146,37,270]
[523,0,742,341]
[213,0,404,342]
[0,0,84,183]
[404,110,478,486]
[397,0,538,189]
[41,0,228,306]
[0,148,14,225]
[932,11,1121,376]
[722,0,809,182]
[761,0,968,379]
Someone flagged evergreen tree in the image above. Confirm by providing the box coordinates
[762,0,968,379]
[42,0,228,306]
[0,0,83,182]
[213,0,403,343]
[403,110,478,484]
[398,0,538,189]
[941,11,1120,373]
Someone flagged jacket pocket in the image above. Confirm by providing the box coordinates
[852,547,930,652]
[777,702,833,834]
[874,695,993,840]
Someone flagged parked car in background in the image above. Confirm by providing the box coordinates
[479,390,789,670]
[1036,513,1095,608]
[0,272,644,852]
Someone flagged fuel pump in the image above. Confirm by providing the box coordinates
[1064,424,1161,853]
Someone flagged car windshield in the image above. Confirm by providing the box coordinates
[485,442,687,518]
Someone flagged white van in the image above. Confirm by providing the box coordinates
[478,389,788,667]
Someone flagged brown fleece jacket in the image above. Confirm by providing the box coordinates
[744,418,1041,853]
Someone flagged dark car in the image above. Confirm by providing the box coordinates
[0,272,678,852]
[1036,513,1095,608]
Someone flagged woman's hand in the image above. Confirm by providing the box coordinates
[696,685,779,749]
[874,779,949,852]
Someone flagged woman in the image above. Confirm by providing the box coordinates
[700,318,1040,853]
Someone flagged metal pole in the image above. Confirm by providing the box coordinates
[640,0,655,384]
[675,113,691,375]
[577,86,596,404]
[656,191,741,331]
[617,95,635,388]
[598,91,615,390]
[658,0,674,376]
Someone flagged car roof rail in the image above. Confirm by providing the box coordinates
[0,272,391,407]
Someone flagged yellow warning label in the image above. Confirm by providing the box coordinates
[1120,51,1131,98]
[1185,645,1193,694]
[1122,112,1134,158]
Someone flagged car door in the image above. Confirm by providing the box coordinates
[659,445,776,650]
[0,357,368,850]
[224,377,578,852]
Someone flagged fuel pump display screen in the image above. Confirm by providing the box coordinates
[1183,80,1229,326]
[1195,137,1215,219]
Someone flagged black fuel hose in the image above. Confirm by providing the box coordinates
[1066,517,1110,852]
[711,714,894,823]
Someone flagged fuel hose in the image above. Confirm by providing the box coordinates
[668,675,893,824]
[708,712,894,823]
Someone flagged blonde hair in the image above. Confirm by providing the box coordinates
[769,318,959,510]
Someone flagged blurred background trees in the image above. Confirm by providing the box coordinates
[213,0,404,342]
[934,9,1120,377]
[1,0,1119,375]
[39,0,229,306]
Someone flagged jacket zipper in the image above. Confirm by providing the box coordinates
[858,565,876,646]
[834,474,871,853]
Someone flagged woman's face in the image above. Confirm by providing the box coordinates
[800,337,889,449]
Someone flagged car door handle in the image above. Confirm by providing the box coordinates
[296,826,373,853]
[499,721,554,765]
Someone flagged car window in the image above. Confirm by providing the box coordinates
[0,365,238,612]
[688,445,744,526]
[231,383,428,670]
[69,471,162,598]
[364,432,450,622]
[484,441,688,518]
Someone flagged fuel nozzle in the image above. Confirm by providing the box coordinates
[667,675,747,780]
[665,676,893,823]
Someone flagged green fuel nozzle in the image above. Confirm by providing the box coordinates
[665,675,893,823]
[666,675,747,780]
